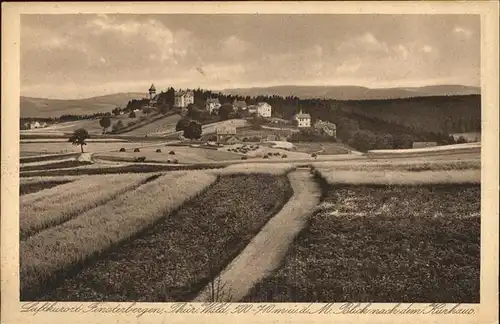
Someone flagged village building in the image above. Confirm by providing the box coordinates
[256,102,272,118]
[174,90,194,108]
[216,125,237,143]
[23,121,48,129]
[148,84,158,107]
[206,98,221,114]
[232,100,247,111]
[314,120,337,137]
[294,110,311,128]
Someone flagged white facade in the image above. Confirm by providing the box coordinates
[174,90,194,108]
[257,102,272,118]
[295,110,311,128]
[206,99,221,114]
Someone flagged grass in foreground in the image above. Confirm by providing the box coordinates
[244,184,480,303]
[20,180,73,196]
[20,173,153,239]
[313,168,480,185]
[20,171,217,300]
[19,164,225,177]
[38,174,293,302]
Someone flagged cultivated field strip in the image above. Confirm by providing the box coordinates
[20,174,132,206]
[312,159,480,172]
[244,184,480,302]
[314,169,480,185]
[194,169,321,302]
[37,173,293,302]
[20,175,84,185]
[20,173,153,239]
[20,180,75,196]
[20,171,218,299]
[20,158,77,167]
[214,163,296,175]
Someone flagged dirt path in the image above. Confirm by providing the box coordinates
[192,168,321,302]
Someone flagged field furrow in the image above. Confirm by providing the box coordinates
[35,174,293,302]
[20,171,217,300]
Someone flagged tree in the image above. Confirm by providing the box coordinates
[218,103,233,121]
[456,136,467,144]
[250,115,264,130]
[158,104,170,114]
[99,116,111,134]
[183,120,202,140]
[129,111,136,118]
[112,120,125,132]
[348,130,377,152]
[112,107,121,116]
[176,118,192,132]
[142,106,152,116]
[68,128,89,153]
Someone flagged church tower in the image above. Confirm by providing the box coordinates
[149,84,156,101]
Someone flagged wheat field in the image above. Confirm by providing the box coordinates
[20,170,218,295]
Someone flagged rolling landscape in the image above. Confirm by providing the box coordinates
[19,83,482,303]
[15,12,485,309]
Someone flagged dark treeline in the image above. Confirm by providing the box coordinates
[124,87,480,151]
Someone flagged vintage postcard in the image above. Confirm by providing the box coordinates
[1,1,499,324]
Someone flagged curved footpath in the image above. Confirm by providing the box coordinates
[193,168,321,302]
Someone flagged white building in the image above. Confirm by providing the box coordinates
[206,98,221,114]
[294,110,311,128]
[174,90,194,108]
[256,102,272,118]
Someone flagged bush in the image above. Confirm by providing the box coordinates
[134,148,140,152]
[167,160,171,163]
[267,152,273,156]
[156,149,162,153]
[274,152,281,156]
[282,154,287,158]
[169,151,175,155]
[134,156,146,162]
[241,156,248,160]
[119,148,126,152]
[311,153,317,158]
[263,155,269,159]
[173,159,179,164]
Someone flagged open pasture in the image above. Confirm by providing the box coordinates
[245,183,480,303]
[120,113,182,136]
[20,170,218,300]
[20,141,145,157]
[97,145,242,164]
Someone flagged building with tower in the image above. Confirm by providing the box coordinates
[149,84,156,100]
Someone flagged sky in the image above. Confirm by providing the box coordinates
[21,14,480,99]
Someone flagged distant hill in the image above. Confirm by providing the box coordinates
[220,85,480,100]
[21,92,147,118]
